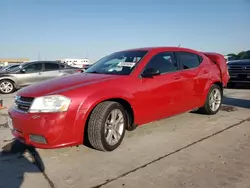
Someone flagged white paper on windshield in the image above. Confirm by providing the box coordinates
[117,62,136,68]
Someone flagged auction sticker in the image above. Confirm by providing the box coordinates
[117,62,136,68]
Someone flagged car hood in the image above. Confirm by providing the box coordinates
[0,69,20,75]
[228,61,250,66]
[18,73,123,97]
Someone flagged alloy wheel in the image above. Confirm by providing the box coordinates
[104,109,124,146]
[0,81,14,94]
[208,88,222,112]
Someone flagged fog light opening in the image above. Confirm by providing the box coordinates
[29,134,47,144]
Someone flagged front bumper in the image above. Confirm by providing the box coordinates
[8,106,82,149]
[228,71,250,83]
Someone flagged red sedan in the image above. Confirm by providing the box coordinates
[8,47,230,151]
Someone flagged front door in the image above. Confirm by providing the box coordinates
[17,63,43,87]
[134,52,185,125]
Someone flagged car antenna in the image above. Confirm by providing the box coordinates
[178,44,181,47]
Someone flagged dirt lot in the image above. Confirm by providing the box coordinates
[0,87,250,188]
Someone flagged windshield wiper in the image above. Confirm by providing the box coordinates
[86,71,101,74]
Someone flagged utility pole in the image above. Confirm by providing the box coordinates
[38,51,40,60]
[85,48,88,58]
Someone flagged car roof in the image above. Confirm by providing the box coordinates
[22,60,63,66]
[118,46,201,54]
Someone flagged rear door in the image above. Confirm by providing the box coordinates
[40,62,63,80]
[175,51,206,109]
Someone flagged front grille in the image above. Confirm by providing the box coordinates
[229,65,250,71]
[228,65,250,75]
[15,96,34,112]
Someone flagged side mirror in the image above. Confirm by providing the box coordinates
[20,69,26,73]
[141,68,160,78]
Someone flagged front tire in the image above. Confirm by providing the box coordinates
[0,80,15,94]
[87,101,127,151]
[198,84,222,115]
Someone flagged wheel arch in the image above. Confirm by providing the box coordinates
[212,81,223,95]
[81,97,135,146]
[0,78,17,90]
[0,77,18,86]
[85,97,135,130]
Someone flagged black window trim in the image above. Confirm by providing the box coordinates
[175,51,203,71]
[139,51,181,78]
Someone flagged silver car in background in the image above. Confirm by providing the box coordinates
[0,61,80,94]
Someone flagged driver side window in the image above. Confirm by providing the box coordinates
[24,63,43,73]
[144,52,178,74]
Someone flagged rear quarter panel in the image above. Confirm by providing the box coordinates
[200,55,222,105]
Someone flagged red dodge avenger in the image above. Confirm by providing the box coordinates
[8,47,230,151]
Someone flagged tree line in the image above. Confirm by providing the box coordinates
[227,50,250,60]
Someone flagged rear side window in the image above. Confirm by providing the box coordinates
[44,63,60,71]
[177,52,201,70]
[144,52,178,74]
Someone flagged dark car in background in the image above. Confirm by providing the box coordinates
[0,61,80,94]
[227,59,250,87]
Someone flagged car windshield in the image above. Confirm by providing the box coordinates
[8,64,23,72]
[85,50,148,75]
[5,65,20,71]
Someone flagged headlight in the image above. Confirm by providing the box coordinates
[29,95,71,113]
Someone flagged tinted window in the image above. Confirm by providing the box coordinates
[144,52,178,74]
[44,63,60,71]
[24,63,42,73]
[178,52,201,69]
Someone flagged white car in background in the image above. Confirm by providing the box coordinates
[58,58,93,69]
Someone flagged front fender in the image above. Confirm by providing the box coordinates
[72,88,135,144]
[0,76,19,87]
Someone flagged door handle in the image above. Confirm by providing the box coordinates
[173,75,181,80]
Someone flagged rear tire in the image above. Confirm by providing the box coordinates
[0,80,16,94]
[198,84,222,115]
[87,101,127,151]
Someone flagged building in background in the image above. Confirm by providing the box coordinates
[0,58,29,67]
[57,58,92,68]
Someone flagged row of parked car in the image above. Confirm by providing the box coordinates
[0,61,83,94]
[1,57,249,95]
